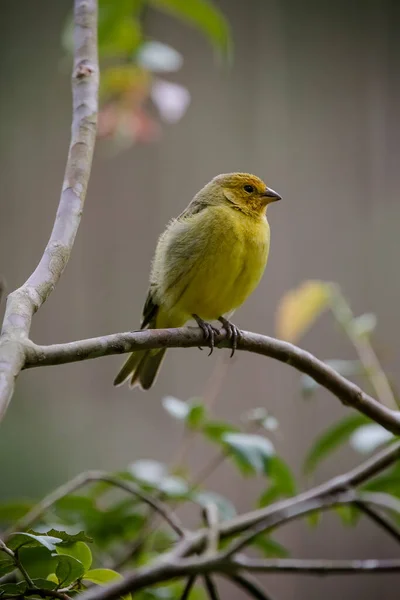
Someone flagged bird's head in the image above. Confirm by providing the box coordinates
[207,173,281,216]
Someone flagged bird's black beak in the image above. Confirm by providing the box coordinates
[263,187,281,202]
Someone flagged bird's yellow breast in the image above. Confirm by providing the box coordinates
[157,205,270,323]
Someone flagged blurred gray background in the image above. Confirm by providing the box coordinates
[1,0,399,598]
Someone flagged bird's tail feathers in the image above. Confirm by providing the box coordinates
[113,351,146,387]
[130,348,166,390]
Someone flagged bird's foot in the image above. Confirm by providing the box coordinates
[193,314,220,356]
[218,317,242,357]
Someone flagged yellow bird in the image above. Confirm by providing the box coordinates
[114,173,281,390]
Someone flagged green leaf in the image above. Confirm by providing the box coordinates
[307,511,322,528]
[32,578,58,590]
[203,420,238,442]
[350,423,394,454]
[0,581,27,596]
[304,413,372,474]
[81,500,147,548]
[46,529,93,544]
[301,360,361,398]
[55,554,85,586]
[83,568,122,585]
[137,41,183,73]
[186,401,206,430]
[149,0,231,60]
[242,408,279,432]
[162,396,189,420]
[158,476,189,498]
[350,313,377,338]
[0,557,15,578]
[362,472,400,497]
[251,535,289,557]
[53,496,97,526]
[222,433,274,475]
[83,569,132,600]
[334,505,360,527]
[258,456,296,507]
[98,0,142,57]
[270,456,297,494]
[0,501,33,525]
[8,532,62,552]
[130,460,167,486]
[192,491,236,520]
[56,542,92,572]
[18,546,57,579]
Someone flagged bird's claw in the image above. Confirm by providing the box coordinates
[193,315,220,355]
[218,317,242,357]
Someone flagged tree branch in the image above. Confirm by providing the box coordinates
[0,0,98,420]
[229,555,400,575]
[227,573,275,600]
[77,551,400,600]
[218,440,400,541]
[6,470,184,539]
[203,575,220,600]
[179,576,196,600]
[77,441,400,600]
[355,500,400,544]
[23,327,400,434]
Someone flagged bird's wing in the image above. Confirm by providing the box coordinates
[139,203,206,329]
[140,284,159,329]
[175,198,208,221]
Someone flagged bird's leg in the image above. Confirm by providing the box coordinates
[218,316,242,357]
[192,314,220,356]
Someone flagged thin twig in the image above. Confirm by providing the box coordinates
[25,588,72,600]
[0,0,99,421]
[230,555,400,574]
[222,490,356,557]
[329,286,398,410]
[356,500,400,544]
[77,549,400,600]
[203,575,220,599]
[219,440,400,542]
[23,328,400,435]
[180,576,197,599]
[228,573,276,600]
[6,470,184,539]
[203,503,219,555]
[0,539,34,587]
[74,441,400,600]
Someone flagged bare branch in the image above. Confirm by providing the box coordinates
[230,555,400,575]
[77,551,400,600]
[0,0,98,420]
[222,490,356,557]
[219,441,400,541]
[203,503,219,555]
[355,501,400,544]
[77,441,400,600]
[203,575,220,600]
[23,327,400,434]
[179,576,197,600]
[227,573,278,600]
[6,470,184,539]
[329,286,398,410]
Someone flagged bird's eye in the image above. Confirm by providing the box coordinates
[243,184,254,193]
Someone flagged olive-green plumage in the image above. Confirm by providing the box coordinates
[114,172,281,390]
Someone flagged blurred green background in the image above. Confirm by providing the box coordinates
[0,0,399,598]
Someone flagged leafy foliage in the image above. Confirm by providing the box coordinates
[62,0,231,148]
[0,240,398,600]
